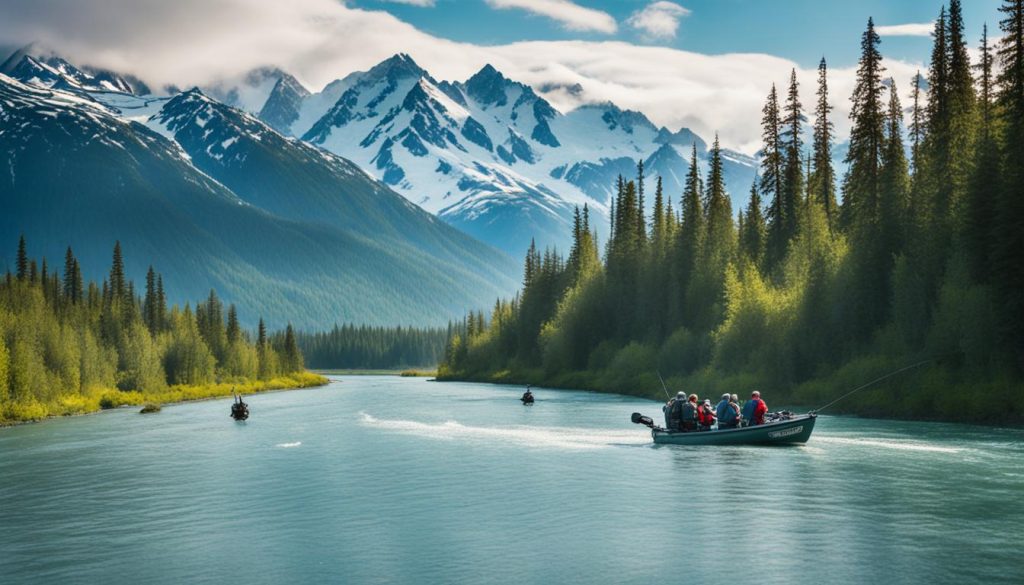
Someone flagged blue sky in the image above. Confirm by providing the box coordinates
[362,0,1003,68]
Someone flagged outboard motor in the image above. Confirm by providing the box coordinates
[631,412,656,428]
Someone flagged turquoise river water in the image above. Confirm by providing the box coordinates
[1,376,1021,584]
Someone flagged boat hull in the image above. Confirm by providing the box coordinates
[651,414,816,446]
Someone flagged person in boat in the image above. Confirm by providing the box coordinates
[680,394,699,432]
[716,393,740,429]
[741,391,768,426]
[664,391,686,430]
[521,386,534,403]
[697,399,717,431]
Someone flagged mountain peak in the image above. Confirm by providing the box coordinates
[365,53,425,83]
[465,64,514,106]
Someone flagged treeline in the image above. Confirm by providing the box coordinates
[0,237,315,422]
[296,324,448,369]
[439,1,1024,424]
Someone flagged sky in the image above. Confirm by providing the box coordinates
[0,0,1006,154]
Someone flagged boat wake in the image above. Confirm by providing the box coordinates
[816,436,963,454]
[358,412,648,451]
[275,441,302,448]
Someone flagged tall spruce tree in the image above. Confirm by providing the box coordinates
[144,266,158,334]
[880,78,910,261]
[966,24,1000,282]
[942,0,977,232]
[841,18,886,233]
[109,241,126,303]
[781,69,804,244]
[812,58,838,231]
[15,235,27,281]
[740,180,767,268]
[226,304,241,344]
[672,145,706,328]
[760,85,786,270]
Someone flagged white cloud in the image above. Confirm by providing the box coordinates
[0,0,924,155]
[484,0,617,34]
[380,0,436,6]
[627,2,691,40]
[876,23,934,37]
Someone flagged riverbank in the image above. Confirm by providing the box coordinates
[437,363,1023,427]
[313,369,437,377]
[0,372,329,426]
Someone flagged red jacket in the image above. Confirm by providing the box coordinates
[698,404,716,426]
[753,399,767,425]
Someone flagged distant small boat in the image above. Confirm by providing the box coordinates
[521,385,534,404]
[231,394,249,421]
[632,412,816,446]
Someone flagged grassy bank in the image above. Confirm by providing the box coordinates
[0,372,328,425]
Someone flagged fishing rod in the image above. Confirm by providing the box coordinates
[656,370,671,400]
[812,358,937,414]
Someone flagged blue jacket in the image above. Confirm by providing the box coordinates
[716,399,737,423]
[742,398,763,421]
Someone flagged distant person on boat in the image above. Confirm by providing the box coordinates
[717,393,740,429]
[697,399,716,431]
[680,394,699,432]
[521,386,534,404]
[664,392,686,430]
[742,391,768,426]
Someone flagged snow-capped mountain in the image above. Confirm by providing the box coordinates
[2,46,760,257]
[265,54,759,255]
[0,45,149,95]
[0,73,519,328]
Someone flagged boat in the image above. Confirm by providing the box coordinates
[631,411,816,446]
[231,394,249,421]
[521,386,534,405]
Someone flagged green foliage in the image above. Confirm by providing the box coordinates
[436,6,1024,424]
[0,239,310,424]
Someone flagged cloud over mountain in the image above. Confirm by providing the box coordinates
[0,0,921,154]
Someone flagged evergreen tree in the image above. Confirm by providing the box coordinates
[636,159,647,244]
[227,304,241,344]
[63,247,79,303]
[672,145,706,327]
[258,317,267,347]
[781,69,805,243]
[841,18,886,233]
[144,266,158,334]
[941,0,977,231]
[880,78,910,263]
[109,241,126,303]
[761,84,786,270]
[966,24,1000,282]
[651,176,667,247]
[740,180,767,268]
[282,324,302,373]
[811,58,838,231]
[16,235,27,281]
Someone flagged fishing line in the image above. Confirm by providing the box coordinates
[813,357,938,413]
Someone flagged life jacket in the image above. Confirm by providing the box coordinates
[751,399,767,425]
[698,404,716,426]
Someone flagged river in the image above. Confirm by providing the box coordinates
[1,376,1021,584]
